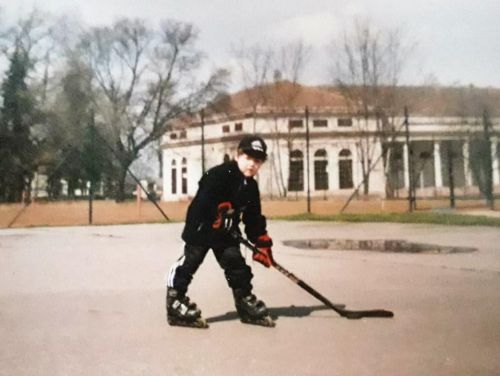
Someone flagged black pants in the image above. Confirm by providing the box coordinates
[167,244,253,296]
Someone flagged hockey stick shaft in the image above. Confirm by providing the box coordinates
[234,232,393,319]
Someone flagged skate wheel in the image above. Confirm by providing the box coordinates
[240,315,275,328]
[167,316,209,329]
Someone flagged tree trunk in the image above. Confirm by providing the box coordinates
[383,145,395,198]
[157,147,163,179]
[363,173,370,195]
[115,165,128,202]
[482,110,495,210]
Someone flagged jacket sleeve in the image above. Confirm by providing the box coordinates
[241,180,267,243]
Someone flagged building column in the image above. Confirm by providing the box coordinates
[492,139,499,185]
[403,143,410,188]
[330,146,339,191]
[463,141,473,187]
[433,141,443,188]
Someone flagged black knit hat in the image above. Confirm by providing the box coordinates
[238,135,267,160]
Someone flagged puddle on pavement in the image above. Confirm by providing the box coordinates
[282,239,477,254]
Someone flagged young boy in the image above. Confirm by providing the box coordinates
[166,135,274,328]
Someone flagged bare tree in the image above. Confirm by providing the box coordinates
[0,9,50,57]
[457,86,499,209]
[232,40,311,197]
[274,40,310,85]
[232,42,274,128]
[79,18,228,201]
[270,41,311,198]
[330,20,413,196]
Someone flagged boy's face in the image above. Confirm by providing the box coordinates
[236,153,264,177]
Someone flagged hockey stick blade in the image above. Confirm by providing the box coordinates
[233,232,394,320]
[341,309,394,320]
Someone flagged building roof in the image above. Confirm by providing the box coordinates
[169,82,500,130]
[195,81,349,123]
[228,81,348,113]
[391,85,500,117]
[218,83,500,117]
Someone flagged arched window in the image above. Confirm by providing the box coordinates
[338,149,353,189]
[181,158,188,194]
[314,149,329,190]
[288,150,304,191]
[171,160,177,194]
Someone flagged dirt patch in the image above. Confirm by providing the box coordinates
[0,197,494,228]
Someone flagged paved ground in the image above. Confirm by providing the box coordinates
[1,221,499,376]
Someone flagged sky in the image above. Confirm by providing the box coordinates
[2,0,500,91]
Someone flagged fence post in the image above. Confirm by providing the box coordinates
[404,107,416,212]
[137,184,142,217]
[305,106,311,214]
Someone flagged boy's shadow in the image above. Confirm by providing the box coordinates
[205,303,345,324]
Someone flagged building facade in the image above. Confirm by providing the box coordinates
[161,84,500,201]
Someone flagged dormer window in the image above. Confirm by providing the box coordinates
[338,118,353,127]
[313,119,328,127]
[289,119,303,129]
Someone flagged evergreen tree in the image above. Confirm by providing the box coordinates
[0,47,37,202]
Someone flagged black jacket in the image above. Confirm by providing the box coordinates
[182,160,267,247]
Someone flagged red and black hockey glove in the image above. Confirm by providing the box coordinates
[212,201,235,232]
[253,233,274,268]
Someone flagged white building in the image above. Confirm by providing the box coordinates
[161,83,500,201]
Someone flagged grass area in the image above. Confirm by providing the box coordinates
[271,211,500,227]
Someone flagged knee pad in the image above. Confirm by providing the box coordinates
[184,245,207,266]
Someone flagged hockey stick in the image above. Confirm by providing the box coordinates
[233,232,394,319]
[106,135,392,319]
